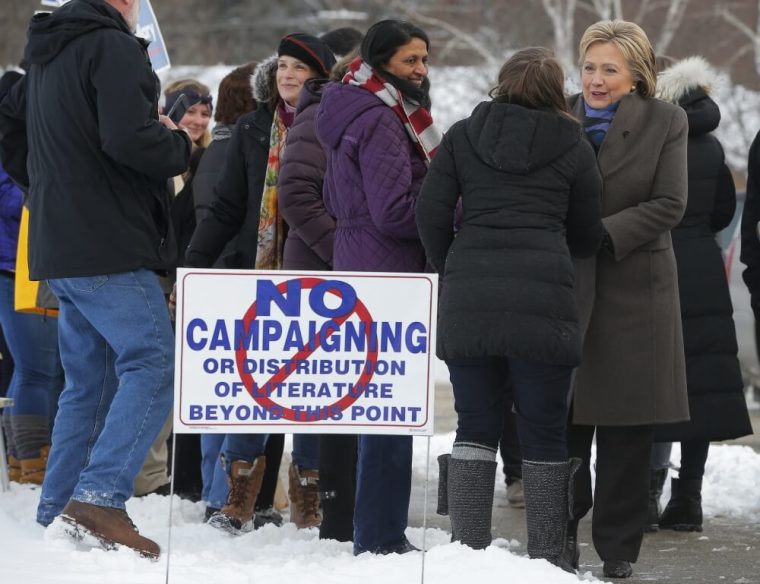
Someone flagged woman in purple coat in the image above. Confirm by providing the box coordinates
[315,19,442,555]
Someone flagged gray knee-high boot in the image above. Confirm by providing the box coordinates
[522,458,582,572]
[437,454,450,515]
[447,455,497,549]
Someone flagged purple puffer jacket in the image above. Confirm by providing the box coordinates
[315,82,427,273]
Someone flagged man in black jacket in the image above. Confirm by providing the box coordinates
[0,0,191,558]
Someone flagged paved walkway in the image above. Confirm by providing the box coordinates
[408,383,760,583]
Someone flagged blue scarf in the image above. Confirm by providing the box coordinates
[583,101,620,149]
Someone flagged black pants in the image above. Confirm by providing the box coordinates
[567,422,654,562]
[679,438,710,480]
[318,434,357,541]
[499,388,522,482]
[447,357,573,462]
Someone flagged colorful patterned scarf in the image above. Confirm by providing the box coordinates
[255,107,288,270]
[343,57,442,164]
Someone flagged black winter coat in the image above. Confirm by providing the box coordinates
[656,87,752,442]
[184,106,272,269]
[279,79,334,271]
[416,101,604,365]
[193,124,233,224]
[192,124,239,268]
[0,0,191,279]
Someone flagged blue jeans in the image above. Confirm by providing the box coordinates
[0,275,63,434]
[200,433,225,503]
[447,357,573,462]
[37,270,174,526]
[224,433,319,470]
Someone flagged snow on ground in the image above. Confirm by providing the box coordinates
[2,435,759,584]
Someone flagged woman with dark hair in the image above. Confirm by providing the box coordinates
[651,56,751,532]
[316,18,440,555]
[417,47,603,570]
[278,38,362,536]
[190,61,258,516]
[184,33,336,535]
[566,20,690,579]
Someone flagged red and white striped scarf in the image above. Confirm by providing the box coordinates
[343,57,442,164]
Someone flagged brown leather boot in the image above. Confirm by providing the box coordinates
[8,455,21,482]
[60,500,160,559]
[19,445,50,485]
[208,456,266,535]
[288,463,321,529]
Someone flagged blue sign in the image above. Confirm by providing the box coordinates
[135,0,171,72]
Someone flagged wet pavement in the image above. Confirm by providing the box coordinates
[408,383,760,583]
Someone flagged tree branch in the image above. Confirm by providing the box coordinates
[385,0,501,69]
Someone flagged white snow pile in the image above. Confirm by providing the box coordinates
[1,434,758,584]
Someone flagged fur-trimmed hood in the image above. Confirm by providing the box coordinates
[657,57,722,137]
[251,53,277,105]
[656,56,718,104]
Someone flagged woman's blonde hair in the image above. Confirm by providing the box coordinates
[579,20,657,98]
[163,78,212,148]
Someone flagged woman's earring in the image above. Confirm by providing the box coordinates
[630,84,637,92]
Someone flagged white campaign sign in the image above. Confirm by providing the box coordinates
[174,269,438,436]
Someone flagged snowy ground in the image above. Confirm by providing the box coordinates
[1,429,759,584]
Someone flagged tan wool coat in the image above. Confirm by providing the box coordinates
[569,92,691,426]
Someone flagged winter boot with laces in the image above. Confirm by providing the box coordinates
[208,456,266,535]
[645,467,668,533]
[59,499,161,559]
[658,477,703,532]
[19,445,50,485]
[288,463,321,529]
[522,458,582,573]
[7,454,21,483]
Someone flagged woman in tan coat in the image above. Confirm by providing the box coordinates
[566,20,690,579]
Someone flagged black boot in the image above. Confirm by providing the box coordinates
[564,517,580,570]
[659,477,703,532]
[645,468,668,533]
[603,559,633,578]
[522,458,582,573]
[447,456,497,549]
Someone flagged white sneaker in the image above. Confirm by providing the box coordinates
[506,479,525,508]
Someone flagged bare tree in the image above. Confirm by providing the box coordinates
[653,0,690,55]
[581,0,624,20]
[381,0,502,69]
[540,0,579,71]
[718,0,760,77]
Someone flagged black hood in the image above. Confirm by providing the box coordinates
[24,0,133,66]
[679,87,720,137]
[465,101,581,175]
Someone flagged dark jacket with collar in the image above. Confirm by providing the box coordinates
[0,0,191,279]
[417,101,603,365]
[569,92,690,425]
[654,59,751,442]
[184,58,275,269]
[279,78,334,271]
